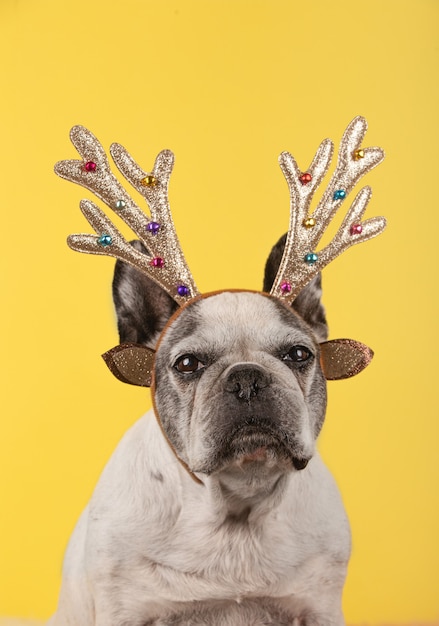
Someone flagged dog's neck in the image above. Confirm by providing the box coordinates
[203,464,292,521]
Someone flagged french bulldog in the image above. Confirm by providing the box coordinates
[49,234,353,626]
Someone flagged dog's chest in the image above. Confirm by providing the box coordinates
[134,493,331,604]
[87,416,349,615]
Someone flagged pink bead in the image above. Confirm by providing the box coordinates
[350,223,363,235]
[84,161,97,172]
[280,281,292,294]
[150,257,165,268]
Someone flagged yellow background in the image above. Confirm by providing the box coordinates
[0,0,437,621]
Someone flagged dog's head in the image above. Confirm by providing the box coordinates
[153,291,326,477]
[110,237,332,479]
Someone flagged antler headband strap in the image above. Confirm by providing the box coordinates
[101,290,376,388]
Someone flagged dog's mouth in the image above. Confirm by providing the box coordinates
[230,431,289,461]
[202,425,311,474]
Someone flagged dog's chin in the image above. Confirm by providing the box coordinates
[195,430,311,476]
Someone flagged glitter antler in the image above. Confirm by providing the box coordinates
[55,126,199,305]
[270,116,386,303]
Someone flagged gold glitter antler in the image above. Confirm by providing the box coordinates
[55,126,199,305]
[270,116,386,303]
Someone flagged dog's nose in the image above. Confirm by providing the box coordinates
[224,364,271,401]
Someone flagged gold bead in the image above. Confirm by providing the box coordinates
[353,149,365,160]
[303,217,316,229]
[140,175,157,187]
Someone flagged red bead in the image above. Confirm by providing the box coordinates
[84,161,97,172]
[150,257,165,268]
[299,172,312,185]
[350,223,363,236]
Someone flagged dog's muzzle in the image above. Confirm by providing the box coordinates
[217,363,310,471]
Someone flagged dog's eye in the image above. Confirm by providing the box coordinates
[174,354,204,374]
[283,346,313,364]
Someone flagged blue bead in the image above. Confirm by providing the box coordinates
[97,234,112,247]
[333,189,346,201]
[304,252,318,265]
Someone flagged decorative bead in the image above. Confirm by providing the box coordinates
[84,161,97,172]
[333,189,346,201]
[304,252,318,265]
[280,281,292,294]
[350,223,363,235]
[299,172,312,185]
[140,175,157,187]
[147,221,161,235]
[177,284,190,297]
[303,217,316,229]
[353,149,365,160]
[150,257,165,268]
[115,199,126,209]
[97,234,112,247]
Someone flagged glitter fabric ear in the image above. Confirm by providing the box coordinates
[102,344,156,387]
[320,339,374,380]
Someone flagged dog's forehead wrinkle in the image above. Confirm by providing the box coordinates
[167,292,315,355]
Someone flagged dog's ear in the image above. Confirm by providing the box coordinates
[112,240,179,348]
[263,233,328,341]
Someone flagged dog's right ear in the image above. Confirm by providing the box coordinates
[263,233,328,341]
[112,241,179,349]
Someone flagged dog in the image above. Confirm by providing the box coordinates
[49,234,352,626]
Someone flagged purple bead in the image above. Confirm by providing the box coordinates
[177,284,190,297]
[147,221,161,235]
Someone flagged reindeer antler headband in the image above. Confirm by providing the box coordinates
[55,116,386,384]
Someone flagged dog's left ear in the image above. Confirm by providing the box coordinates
[112,240,179,348]
[263,233,328,341]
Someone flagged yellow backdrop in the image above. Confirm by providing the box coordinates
[0,0,437,622]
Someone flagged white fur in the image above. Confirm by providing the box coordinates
[50,411,350,625]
